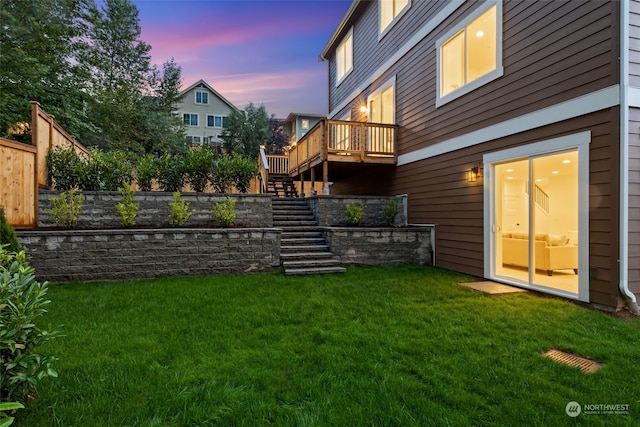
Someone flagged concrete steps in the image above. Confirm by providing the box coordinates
[272,197,345,276]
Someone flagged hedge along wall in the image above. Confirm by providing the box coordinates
[17,228,281,283]
[38,190,273,228]
[307,195,408,227]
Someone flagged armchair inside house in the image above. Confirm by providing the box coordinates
[502,232,578,276]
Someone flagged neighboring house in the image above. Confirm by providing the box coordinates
[312,0,640,313]
[283,113,325,146]
[177,79,239,151]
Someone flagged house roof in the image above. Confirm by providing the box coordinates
[284,113,326,124]
[319,0,362,61]
[179,79,240,112]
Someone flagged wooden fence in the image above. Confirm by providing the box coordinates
[0,101,89,228]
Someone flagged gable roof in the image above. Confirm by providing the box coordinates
[180,79,240,112]
[320,0,362,61]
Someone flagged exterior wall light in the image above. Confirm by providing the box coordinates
[467,166,479,182]
[360,105,369,114]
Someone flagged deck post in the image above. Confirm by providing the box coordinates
[300,171,305,197]
[310,167,316,195]
[323,160,328,183]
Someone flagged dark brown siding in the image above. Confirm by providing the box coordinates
[629,108,640,300]
[630,0,640,86]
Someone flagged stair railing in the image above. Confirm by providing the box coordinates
[258,148,269,194]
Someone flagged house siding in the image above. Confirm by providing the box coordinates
[630,0,640,86]
[629,107,640,299]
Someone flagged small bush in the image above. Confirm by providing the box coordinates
[186,146,214,192]
[76,150,102,191]
[232,155,258,193]
[156,153,185,192]
[116,182,139,227]
[98,150,134,191]
[0,247,61,404]
[0,208,21,253]
[46,190,83,228]
[168,192,194,227]
[382,198,399,226]
[210,155,235,193]
[212,196,237,227]
[136,154,157,191]
[46,146,81,190]
[345,202,365,226]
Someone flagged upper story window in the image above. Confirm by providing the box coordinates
[436,0,503,107]
[379,0,410,37]
[336,28,353,85]
[368,79,395,125]
[183,113,198,126]
[195,90,209,105]
[207,115,227,128]
[301,119,309,129]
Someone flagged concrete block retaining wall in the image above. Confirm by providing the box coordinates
[38,190,273,228]
[17,228,281,283]
[308,195,407,227]
[323,227,433,266]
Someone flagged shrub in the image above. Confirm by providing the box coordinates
[76,150,102,191]
[136,154,157,192]
[186,146,214,192]
[210,155,235,193]
[0,208,21,253]
[382,198,399,226]
[212,196,236,227]
[46,190,83,228]
[345,202,365,226]
[0,401,24,426]
[98,150,134,191]
[232,155,258,193]
[156,153,185,192]
[0,247,61,404]
[168,192,194,227]
[45,146,81,190]
[116,182,139,227]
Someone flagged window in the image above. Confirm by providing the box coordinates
[336,29,353,85]
[195,91,209,105]
[207,115,227,128]
[380,0,410,36]
[437,1,503,106]
[367,79,395,153]
[302,119,309,129]
[183,113,198,126]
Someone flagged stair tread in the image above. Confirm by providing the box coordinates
[284,266,346,275]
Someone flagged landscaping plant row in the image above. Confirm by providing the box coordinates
[46,145,258,193]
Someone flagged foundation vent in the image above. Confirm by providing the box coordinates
[543,349,602,373]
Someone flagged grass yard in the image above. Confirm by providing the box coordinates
[16,265,640,426]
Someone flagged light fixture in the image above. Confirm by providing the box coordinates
[562,159,571,164]
[476,30,484,38]
[360,104,369,114]
[467,166,479,182]
[552,170,559,175]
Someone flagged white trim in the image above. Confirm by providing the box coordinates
[483,131,591,302]
[436,0,503,107]
[194,90,209,105]
[329,0,466,118]
[336,28,354,87]
[629,87,640,107]
[367,75,397,124]
[378,0,412,41]
[398,85,619,166]
[183,113,198,127]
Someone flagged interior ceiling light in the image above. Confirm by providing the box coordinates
[562,159,571,164]
[506,168,513,172]
[552,170,559,175]
[476,30,484,37]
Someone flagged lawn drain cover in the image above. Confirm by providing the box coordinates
[543,349,602,373]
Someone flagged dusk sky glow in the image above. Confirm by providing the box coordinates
[134,0,352,118]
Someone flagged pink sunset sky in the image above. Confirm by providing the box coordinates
[134,0,352,118]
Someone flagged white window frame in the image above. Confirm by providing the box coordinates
[195,90,209,105]
[379,0,411,40]
[367,76,396,125]
[183,113,198,127]
[336,28,354,86]
[301,119,309,130]
[436,0,503,108]
[206,115,226,128]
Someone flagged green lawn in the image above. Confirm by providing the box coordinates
[17,266,640,426]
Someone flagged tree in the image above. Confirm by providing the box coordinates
[220,102,270,158]
[268,115,288,154]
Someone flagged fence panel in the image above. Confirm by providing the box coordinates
[0,138,37,227]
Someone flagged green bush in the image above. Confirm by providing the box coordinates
[0,208,21,253]
[232,155,258,193]
[136,154,157,192]
[186,146,214,192]
[345,202,365,226]
[0,247,61,404]
[45,146,82,190]
[76,150,102,191]
[156,153,185,192]
[98,150,134,191]
[212,196,237,227]
[116,182,139,227]
[168,192,194,227]
[210,155,235,193]
[382,198,399,226]
[46,190,83,228]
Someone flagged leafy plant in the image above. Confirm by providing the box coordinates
[168,192,194,227]
[186,146,214,192]
[0,401,24,427]
[76,149,102,191]
[345,202,365,226]
[98,150,134,191]
[382,198,399,226]
[156,153,185,192]
[0,247,61,404]
[136,154,157,191]
[0,208,21,253]
[46,190,83,228]
[45,146,81,190]
[212,196,237,227]
[231,154,258,193]
[116,182,139,227]
[210,155,235,193]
